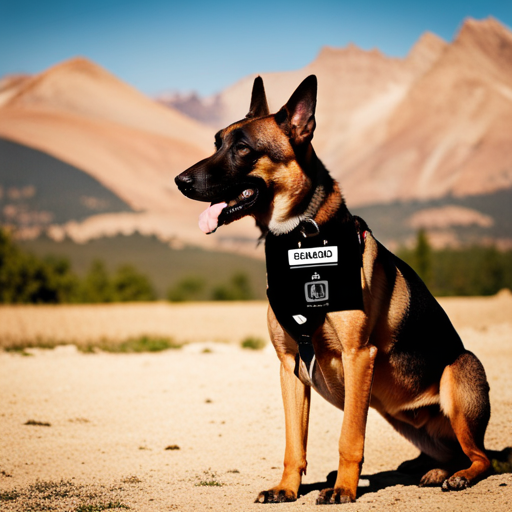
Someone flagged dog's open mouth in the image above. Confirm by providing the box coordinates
[199,186,259,234]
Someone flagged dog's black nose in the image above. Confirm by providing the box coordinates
[175,173,193,191]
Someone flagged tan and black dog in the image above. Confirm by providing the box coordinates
[175,76,491,504]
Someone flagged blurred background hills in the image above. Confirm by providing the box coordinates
[1,16,511,300]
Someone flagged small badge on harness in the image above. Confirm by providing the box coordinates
[305,279,329,302]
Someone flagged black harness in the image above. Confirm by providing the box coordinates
[265,210,365,379]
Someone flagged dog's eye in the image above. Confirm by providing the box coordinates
[236,143,251,157]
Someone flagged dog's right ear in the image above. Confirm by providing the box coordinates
[246,76,269,118]
[275,75,317,146]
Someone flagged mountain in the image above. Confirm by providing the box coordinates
[164,17,512,248]
[0,58,210,217]
[170,19,512,206]
[340,17,512,205]
[0,138,133,233]
[0,58,263,253]
[1,18,512,252]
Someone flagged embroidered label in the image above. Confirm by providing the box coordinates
[288,246,338,267]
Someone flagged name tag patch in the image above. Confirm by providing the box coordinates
[288,246,338,267]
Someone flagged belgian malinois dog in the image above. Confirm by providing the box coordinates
[175,75,491,504]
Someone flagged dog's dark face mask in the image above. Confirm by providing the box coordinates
[175,123,270,232]
[175,75,318,234]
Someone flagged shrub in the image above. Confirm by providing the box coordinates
[0,229,80,303]
[211,271,254,301]
[167,275,205,302]
[241,336,266,350]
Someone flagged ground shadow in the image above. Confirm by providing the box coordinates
[299,468,420,498]
[298,447,512,499]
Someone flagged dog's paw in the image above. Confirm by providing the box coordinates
[255,488,297,503]
[419,468,450,487]
[316,488,355,505]
[441,475,469,491]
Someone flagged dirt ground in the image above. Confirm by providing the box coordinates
[1,293,511,511]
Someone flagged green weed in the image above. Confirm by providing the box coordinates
[79,336,182,353]
[75,502,129,511]
[24,419,51,427]
[241,336,266,350]
[195,470,223,487]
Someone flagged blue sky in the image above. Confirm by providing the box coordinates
[1,1,511,97]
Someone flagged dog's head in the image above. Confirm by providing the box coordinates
[175,75,319,235]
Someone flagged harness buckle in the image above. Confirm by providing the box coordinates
[300,218,320,238]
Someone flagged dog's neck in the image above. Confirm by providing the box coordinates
[265,147,347,236]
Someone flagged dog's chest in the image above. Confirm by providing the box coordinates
[296,351,347,410]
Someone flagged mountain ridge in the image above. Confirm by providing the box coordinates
[1,17,511,251]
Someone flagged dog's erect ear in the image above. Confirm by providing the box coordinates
[246,76,270,118]
[275,75,317,146]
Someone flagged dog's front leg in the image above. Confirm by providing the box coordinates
[256,360,311,503]
[317,313,377,504]
[256,307,311,503]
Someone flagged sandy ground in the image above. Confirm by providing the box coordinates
[1,293,511,511]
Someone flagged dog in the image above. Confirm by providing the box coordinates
[175,75,491,504]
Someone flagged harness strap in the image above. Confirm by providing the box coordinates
[292,226,367,381]
[265,207,366,385]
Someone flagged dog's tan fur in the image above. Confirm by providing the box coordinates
[176,76,491,504]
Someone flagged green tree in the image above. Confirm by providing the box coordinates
[478,247,504,295]
[212,271,254,301]
[167,275,206,302]
[113,264,156,302]
[0,229,80,303]
[414,229,432,287]
[80,260,115,303]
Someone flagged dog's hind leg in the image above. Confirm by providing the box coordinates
[255,360,311,503]
[439,350,491,490]
[384,413,463,485]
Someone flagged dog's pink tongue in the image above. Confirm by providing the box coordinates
[198,202,227,234]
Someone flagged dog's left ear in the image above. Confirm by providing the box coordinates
[275,75,317,146]
[246,76,270,118]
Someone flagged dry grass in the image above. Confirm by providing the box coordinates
[0,479,132,512]
[0,292,510,352]
[0,301,269,351]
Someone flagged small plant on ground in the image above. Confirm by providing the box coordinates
[195,469,223,487]
[24,419,51,427]
[75,502,130,511]
[241,336,266,350]
[0,489,18,501]
[121,476,142,484]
